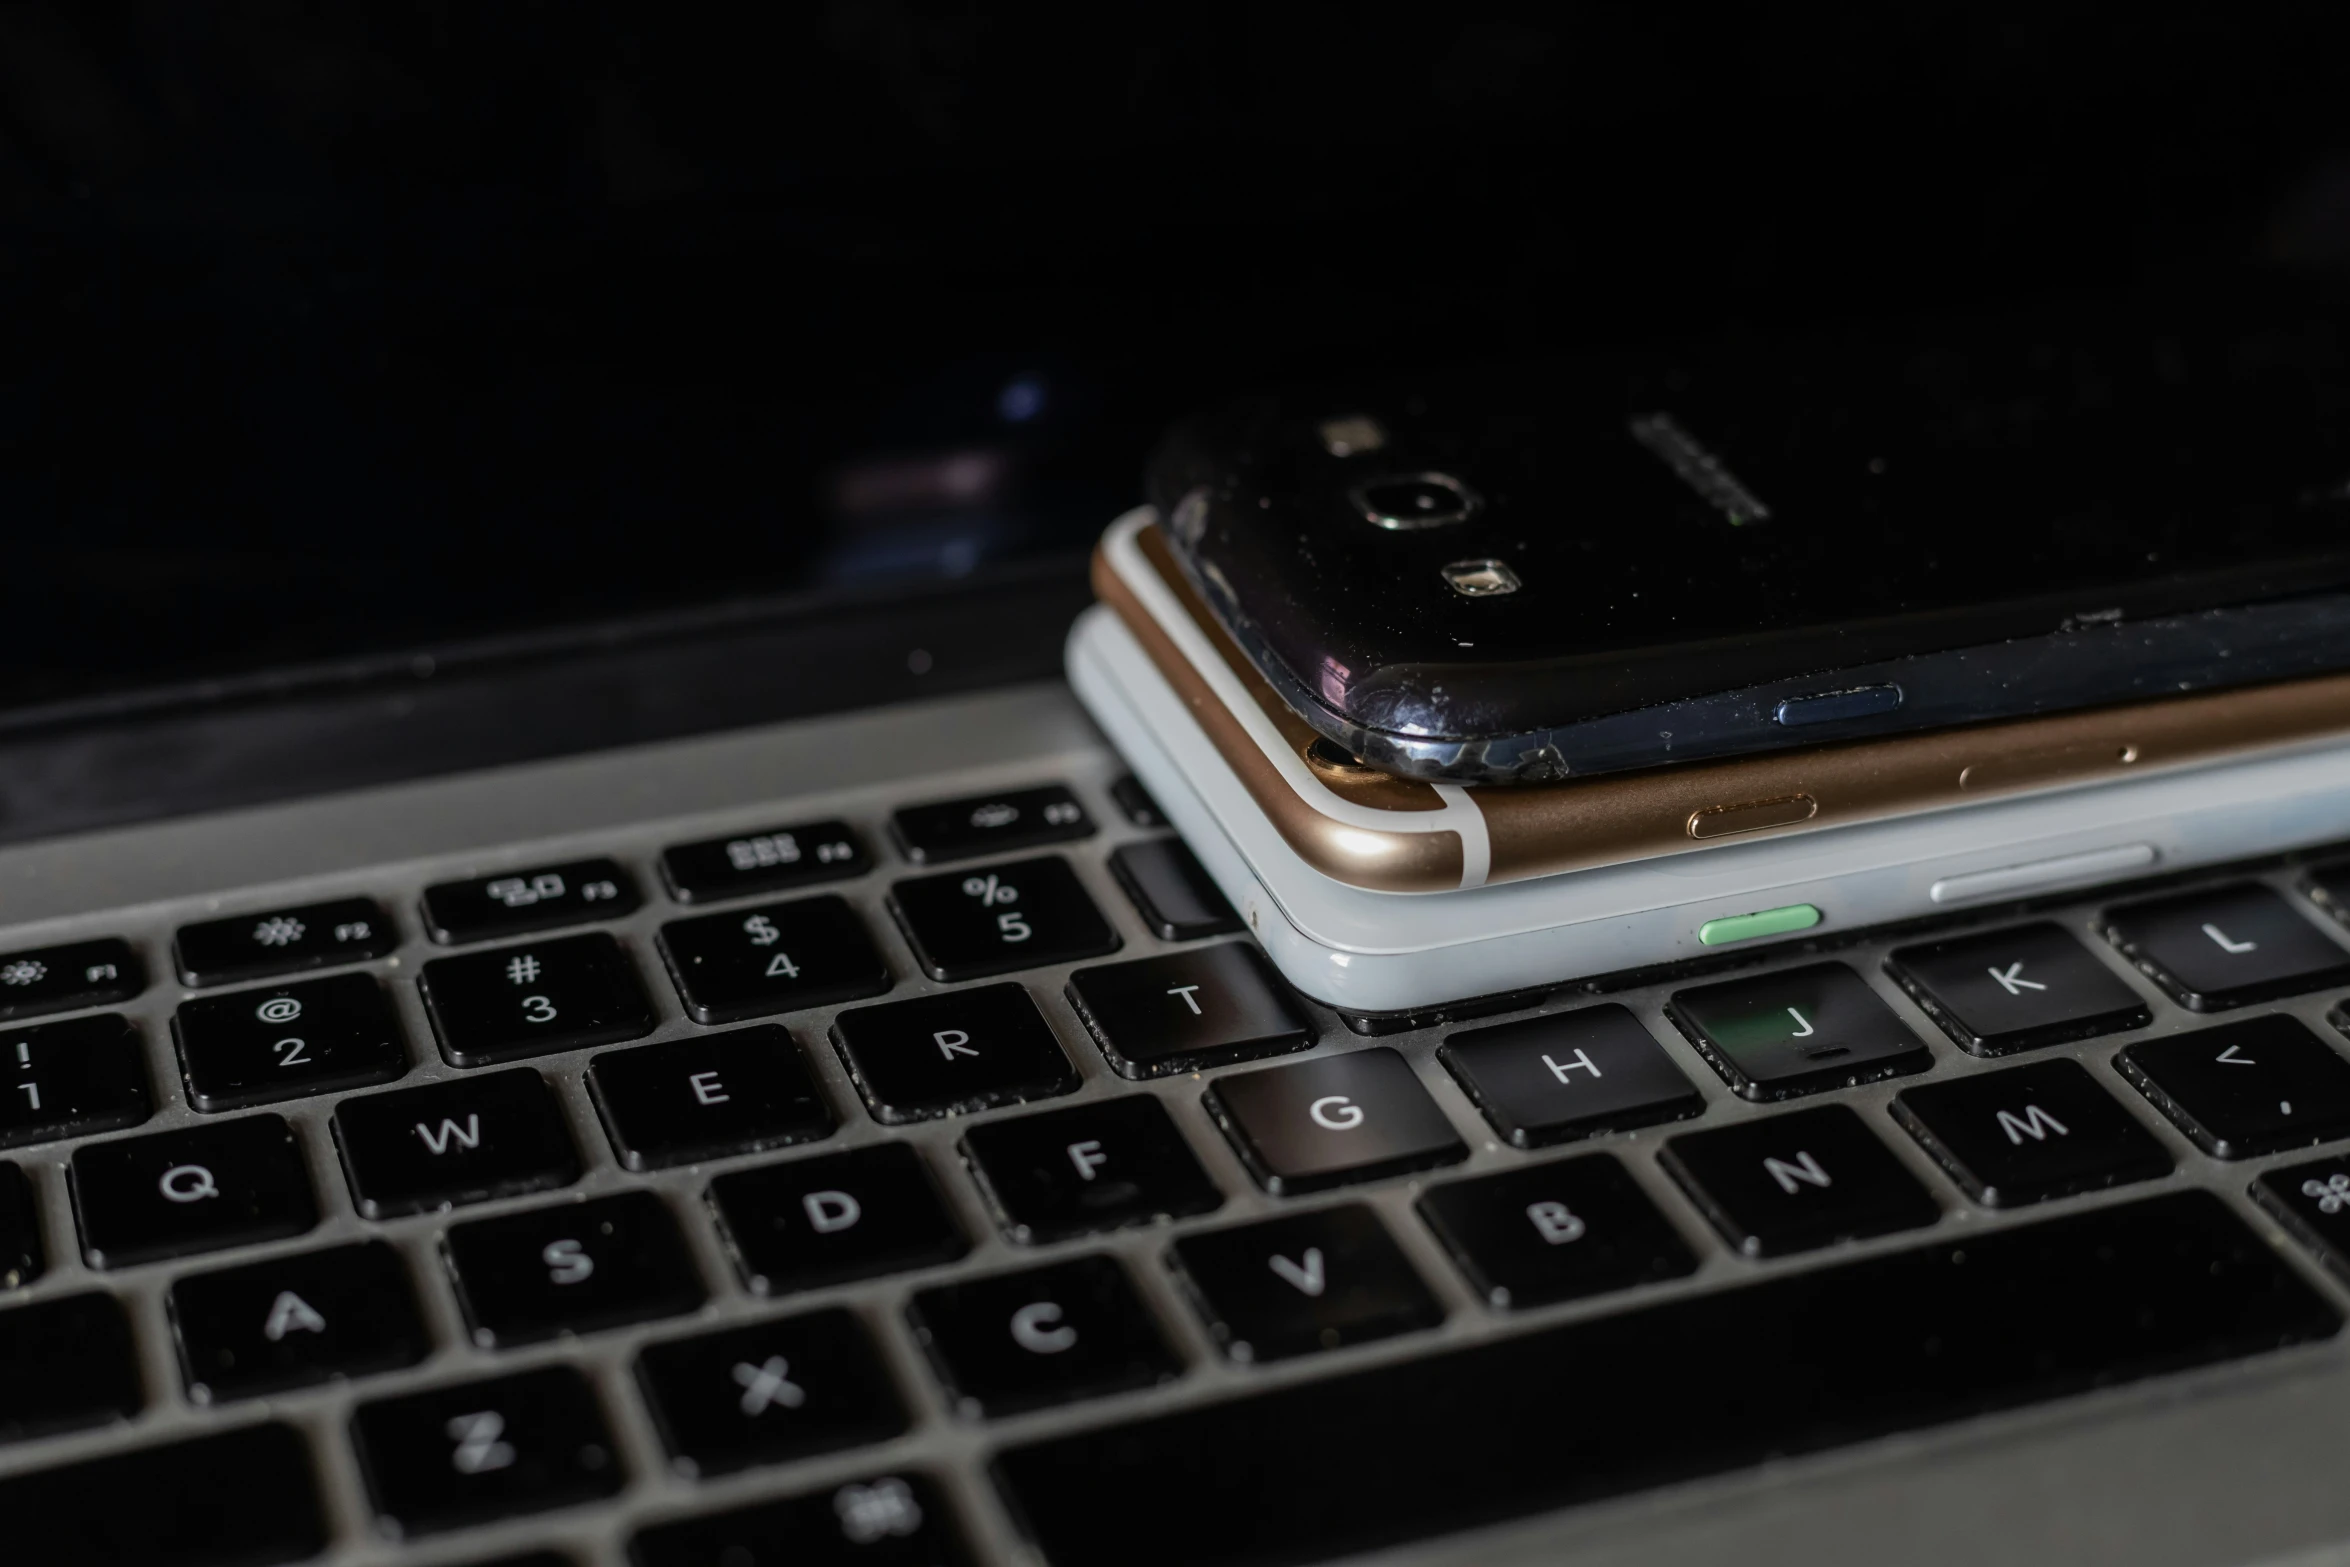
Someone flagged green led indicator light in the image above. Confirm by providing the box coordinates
[1697,903,1823,947]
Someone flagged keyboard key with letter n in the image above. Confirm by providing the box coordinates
[994,1192,2339,1567]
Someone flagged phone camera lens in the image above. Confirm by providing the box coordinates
[1348,472,1481,530]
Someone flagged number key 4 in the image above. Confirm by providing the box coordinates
[657,896,891,1024]
[887,857,1119,983]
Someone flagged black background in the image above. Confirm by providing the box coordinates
[2,5,2346,728]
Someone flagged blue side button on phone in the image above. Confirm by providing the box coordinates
[1697,905,1823,947]
[1775,685,1904,727]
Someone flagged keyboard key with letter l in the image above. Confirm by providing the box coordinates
[2102,882,2350,1011]
[589,1025,836,1170]
[657,895,891,1023]
[170,1240,430,1403]
[1170,1204,1443,1363]
[71,1114,317,1268]
[333,1068,581,1217]
[1417,1155,1699,1309]
[1661,1104,1939,1256]
[1893,1057,2173,1205]
[831,984,1078,1123]
[632,1472,972,1567]
[445,1190,705,1347]
[0,937,143,1022]
[1886,922,2152,1055]
[421,932,655,1066]
[1067,944,1311,1079]
[2116,1013,2350,1157]
[1205,1047,1466,1195]
[422,857,640,944]
[963,1096,1222,1242]
[0,1422,327,1567]
[889,857,1120,982]
[351,1365,623,1537]
[994,1192,2341,1567]
[1667,963,1933,1100]
[172,972,407,1110]
[662,819,871,903]
[908,1254,1180,1417]
[1438,1003,1703,1146]
[709,1143,968,1297]
[635,1308,909,1477]
[0,1292,140,1442]
[0,1012,150,1149]
[174,897,396,986]
[891,784,1093,864]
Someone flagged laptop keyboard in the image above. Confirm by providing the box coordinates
[5,769,2350,1566]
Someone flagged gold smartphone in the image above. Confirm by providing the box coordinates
[1095,511,2350,893]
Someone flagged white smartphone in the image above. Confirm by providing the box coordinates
[1068,513,2350,1021]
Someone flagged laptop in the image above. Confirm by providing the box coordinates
[4,12,2348,1567]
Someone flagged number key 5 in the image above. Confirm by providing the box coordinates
[888,858,1120,982]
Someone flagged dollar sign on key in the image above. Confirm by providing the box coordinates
[743,915,780,946]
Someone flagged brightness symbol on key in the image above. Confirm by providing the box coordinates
[962,874,1017,906]
[505,955,542,985]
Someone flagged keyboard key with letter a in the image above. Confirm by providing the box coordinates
[170,1239,428,1402]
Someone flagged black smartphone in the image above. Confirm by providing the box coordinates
[1146,303,2350,784]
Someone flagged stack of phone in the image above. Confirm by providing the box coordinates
[1067,313,2350,1025]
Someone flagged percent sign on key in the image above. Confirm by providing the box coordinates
[962,874,1018,906]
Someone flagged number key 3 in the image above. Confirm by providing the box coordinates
[420,934,655,1068]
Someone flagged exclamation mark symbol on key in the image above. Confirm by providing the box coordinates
[15,1040,35,1112]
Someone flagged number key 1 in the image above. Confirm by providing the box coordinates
[420,934,655,1067]
[888,857,1120,982]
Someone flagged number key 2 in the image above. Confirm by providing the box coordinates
[888,857,1119,982]
[658,896,891,1024]
[420,934,655,1067]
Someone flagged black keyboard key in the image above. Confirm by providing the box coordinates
[889,857,1120,982]
[994,1192,2339,1567]
[632,1473,972,1567]
[1068,944,1311,1079]
[352,1365,622,1537]
[1887,922,2151,1055]
[907,1254,1178,1417]
[658,895,891,1023]
[1107,839,1239,941]
[831,984,1078,1123]
[2116,1012,2350,1157]
[1110,774,1166,828]
[174,897,396,986]
[421,932,655,1067]
[72,1115,316,1268]
[1892,1058,2172,1206]
[663,819,871,903]
[1205,1047,1465,1195]
[172,972,407,1111]
[0,937,142,1023]
[445,1190,704,1347]
[422,857,640,944]
[1171,1204,1442,1363]
[710,1143,968,1296]
[0,1161,36,1286]
[1661,1104,1939,1257]
[170,1240,429,1403]
[1666,963,1932,1100]
[1439,1004,1704,1147]
[892,784,1093,864]
[0,1422,327,1566]
[635,1309,908,1478]
[1416,1155,1699,1310]
[963,1097,1221,1243]
[0,1292,139,1442]
[589,1025,834,1171]
[2253,1154,2350,1280]
[0,1012,149,1149]
[2103,881,2350,1011]
[333,1068,580,1217]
